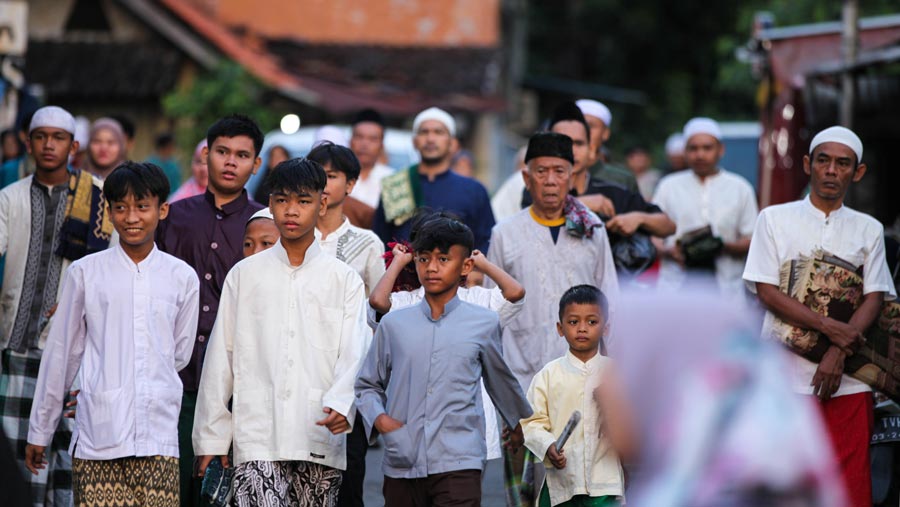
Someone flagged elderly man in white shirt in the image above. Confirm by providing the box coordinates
[653,117,758,299]
[743,126,895,507]
[193,158,370,507]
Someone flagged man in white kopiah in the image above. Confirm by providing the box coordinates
[652,117,758,300]
[743,125,895,507]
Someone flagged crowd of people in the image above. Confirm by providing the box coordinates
[0,98,891,507]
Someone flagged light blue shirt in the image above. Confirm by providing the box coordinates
[355,296,532,478]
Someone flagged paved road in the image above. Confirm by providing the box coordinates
[362,440,506,506]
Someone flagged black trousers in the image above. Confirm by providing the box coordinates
[337,412,368,507]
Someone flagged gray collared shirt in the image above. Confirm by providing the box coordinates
[355,296,532,479]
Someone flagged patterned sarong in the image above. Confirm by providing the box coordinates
[72,455,178,507]
[771,248,900,400]
[232,460,342,507]
[0,348,73,506]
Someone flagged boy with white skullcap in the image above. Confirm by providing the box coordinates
[744,125,894,507]
[652,117,758,300]
[0,105,113,504]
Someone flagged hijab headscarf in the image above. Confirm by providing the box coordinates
[85,117,127,176]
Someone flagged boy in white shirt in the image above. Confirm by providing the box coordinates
[24,161,200,506]
[309,141,385,297]
[522,285,624,507]
[193,158,370,507]
[306,141,385,507]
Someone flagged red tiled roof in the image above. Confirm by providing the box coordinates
[156,0,503,115]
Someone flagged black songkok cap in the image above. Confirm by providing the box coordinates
[548,101,591,143]
[525,132,574,165]
[352,108,385,128]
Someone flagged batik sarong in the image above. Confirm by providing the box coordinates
[231,460,342,507]
[72,455,178,507]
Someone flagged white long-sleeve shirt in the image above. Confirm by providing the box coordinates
[0,175,106,350]
[192,240,371,470]
[522,351,624,506]
[27,244,199,459]
[315,217,385,296]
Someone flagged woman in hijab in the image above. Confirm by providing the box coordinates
[599,285,847,507]
[170,139,209,202]
[85,118,127,180]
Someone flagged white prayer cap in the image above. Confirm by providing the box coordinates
[575,99,612,127]
[809,126,863,163]
[248,207,273,223]
[29,106,76,135]
[73,116,90,150]
[664,133,685,156]
[313,125,348,147]
[683,117,722,142]
[412,107,456,137]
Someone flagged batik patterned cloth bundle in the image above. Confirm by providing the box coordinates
[769,248,900,400]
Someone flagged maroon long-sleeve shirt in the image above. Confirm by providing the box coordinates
[156,189,263,391]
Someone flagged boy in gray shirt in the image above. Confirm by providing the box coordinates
[355,216,532,506]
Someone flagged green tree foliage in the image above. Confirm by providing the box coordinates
[526,0,897,156]
[163,62,278,155]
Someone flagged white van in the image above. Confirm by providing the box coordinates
[245,126,419,198]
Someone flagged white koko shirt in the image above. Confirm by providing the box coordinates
[653,168,758,299]
[193,240,371,470]
[28,244,199,459]
[316,217,386,297]
[522,351,624,506]
[743,196,896,396]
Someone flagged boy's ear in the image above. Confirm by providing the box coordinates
[460,255,475,277]
[346,177,357,195]
[158,201,170,220]
[319,194,328,216]
[556,321,564,337]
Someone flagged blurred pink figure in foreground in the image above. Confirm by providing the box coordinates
[600,286,847,507]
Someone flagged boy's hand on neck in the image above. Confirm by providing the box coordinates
[392,243,413,267]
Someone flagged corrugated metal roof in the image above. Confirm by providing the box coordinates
[759,13,900,42]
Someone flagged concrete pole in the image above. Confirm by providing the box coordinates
[840,0,859,128]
